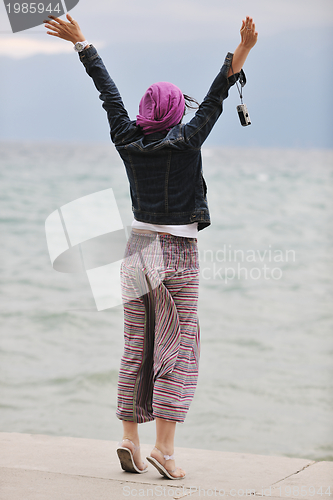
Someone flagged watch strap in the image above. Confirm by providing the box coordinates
[74,40,89,52]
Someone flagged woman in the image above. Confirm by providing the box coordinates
[44,13,258,479]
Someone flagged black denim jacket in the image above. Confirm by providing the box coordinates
[79,46,241,231]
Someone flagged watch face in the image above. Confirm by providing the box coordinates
[76,43,83,50]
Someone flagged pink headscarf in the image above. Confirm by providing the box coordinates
[136,82,185,135]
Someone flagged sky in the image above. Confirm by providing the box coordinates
[0,0,332,148]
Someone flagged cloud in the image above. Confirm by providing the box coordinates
[0,0,331,58]
[75,0,333,39]
[0,36,106,59]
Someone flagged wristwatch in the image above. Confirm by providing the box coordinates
[74,40,90,52]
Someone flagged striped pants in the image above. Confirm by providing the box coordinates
[116,230,200,423]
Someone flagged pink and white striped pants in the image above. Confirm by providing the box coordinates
[116,230,200,423]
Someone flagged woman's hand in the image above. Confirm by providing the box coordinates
[240,16,258,50]
[44,13,86,44]
[228,16,258,77]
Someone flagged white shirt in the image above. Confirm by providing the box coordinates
[131,219,198,238]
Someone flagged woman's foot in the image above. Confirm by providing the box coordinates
[148,446,186,479]
[117,438,148,473]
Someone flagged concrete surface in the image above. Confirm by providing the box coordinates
[0,432,332,499]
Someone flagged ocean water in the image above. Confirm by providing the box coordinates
[0,141,332,461]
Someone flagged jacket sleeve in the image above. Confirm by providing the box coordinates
[182,52,241,148]
[78,45,136,144]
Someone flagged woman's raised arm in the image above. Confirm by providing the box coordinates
[228,16,258,76]
[43,14,135,144]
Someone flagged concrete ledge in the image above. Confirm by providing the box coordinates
[0,432,332,499]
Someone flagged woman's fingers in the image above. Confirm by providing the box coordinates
[240,16,258,48]
[43,16,61,29]
[244,16,255,30]
[44,14,83,42]
[43,14,72,29]
[44,19,63,37]
[241,16,254,33]
[46,30,59,37]
[46,15,64,24]
[44,22,59,33]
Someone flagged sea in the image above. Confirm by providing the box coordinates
[0,141,332,462]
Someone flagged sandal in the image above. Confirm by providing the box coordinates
[146,446,186,480]
[116,438,148,473]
